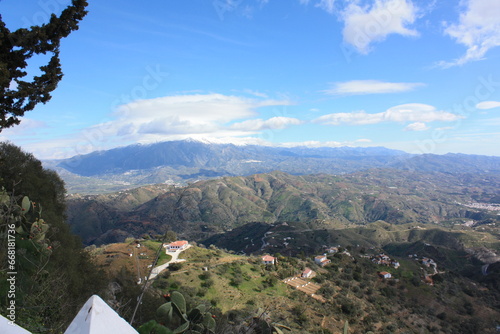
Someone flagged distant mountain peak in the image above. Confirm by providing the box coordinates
[52,140,500,194]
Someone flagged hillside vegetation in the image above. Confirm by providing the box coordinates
[97,243,500,333]
[0,143,105,332]
[66,169,500,246]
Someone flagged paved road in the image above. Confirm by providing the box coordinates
[148,245,190,280]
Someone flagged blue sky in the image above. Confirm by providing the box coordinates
[1,0,500,159]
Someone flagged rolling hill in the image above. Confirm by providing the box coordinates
[66,169,500,247]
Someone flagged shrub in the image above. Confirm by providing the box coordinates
[230,274,243,287]
[169,262,183,271]
[201,279,214,288]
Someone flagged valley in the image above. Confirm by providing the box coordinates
[64,162,500,332]
[65,169,500,249]
[3,140,500,333]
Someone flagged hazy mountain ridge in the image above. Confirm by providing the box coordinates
[66,169,500,246]
[48,140,500,194]
[57,140,409,177]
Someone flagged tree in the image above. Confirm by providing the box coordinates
[0,142,106,331]
[0,0,88,131]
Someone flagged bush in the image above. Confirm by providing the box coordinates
[169,262,183,271]
[199,271,211,280]
[437,312,447,320]
[201,278,214,288]
[230,274,243,287]
[196,287,208,297]
[264,275,277,287]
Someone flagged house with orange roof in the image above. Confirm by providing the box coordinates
[302,267,313,278]
[262,255,276,265]
[378,271,392,279]
[165,240,189,252]
[314,255,331,267]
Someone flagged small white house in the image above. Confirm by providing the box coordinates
[422,258,435,267]
[262,255,276,265]
[302,267,313,278]
[314,255,331,267]
[326,247,338,254]
[165,240,189,252]
[379,271,392,279]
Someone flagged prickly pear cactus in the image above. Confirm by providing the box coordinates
[138,291,215,334]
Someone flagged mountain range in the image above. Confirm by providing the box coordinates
[46,140,500,194]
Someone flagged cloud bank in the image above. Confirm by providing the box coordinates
[105,94,294,141]
[476,101,500,110]
[314,103,463,125]
[324,80,424,95]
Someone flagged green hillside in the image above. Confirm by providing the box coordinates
[66,169,500,246]
[124,244,500,333]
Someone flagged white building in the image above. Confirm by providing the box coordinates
[165,240,189,252]
[262,255,276,265]
[314,255,331,267]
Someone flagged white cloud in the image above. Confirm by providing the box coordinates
[314,103,463,125]
[4,94,293,159]
[314,110,383,125]
[404,122,429,131]
[300,0,420,53]
[316,0,336,14]
[242,89,269,98]
[341,0,419,54]
[2,94,298,159]
[440,0,500,67]
[279,140,365,148]
[281,140,343,148]
[197,138,374,149]
[107,94,291,139]
[476,101,500,110]
[0,118,48,138]
[435,126,454,131]
[230,117,303,131]
[323,80,424,95]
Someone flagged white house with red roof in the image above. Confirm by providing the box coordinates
[378,271,392,279]
[262,255,276,265]
[165,240,189,252]
[314,255,331,267]
[302,267,313,278]
[326,247,338,254]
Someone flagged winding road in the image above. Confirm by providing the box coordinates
[148,245,190,280]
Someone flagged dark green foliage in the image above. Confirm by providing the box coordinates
[437,312,447,320]
[169,262,183,271]
[230,274,243,287]
[200,278,214,288]
[0,1,88,131]
[0,143,106,331]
